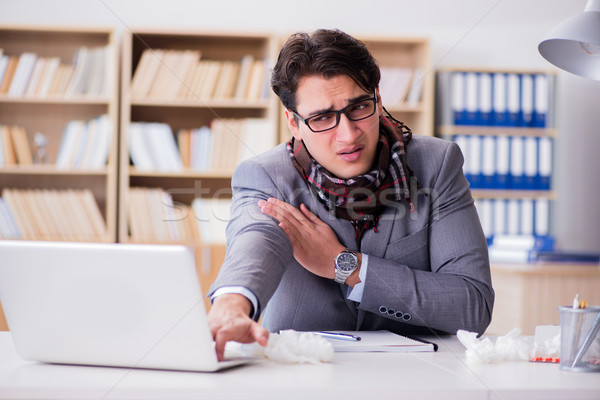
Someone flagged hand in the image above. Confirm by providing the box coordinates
[258,197,346,280]
[208,293,269,361]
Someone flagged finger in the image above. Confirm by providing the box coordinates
[267,198,308,223]
[252,325,270,347]
[214,329,230,361]
[299,203,321,223]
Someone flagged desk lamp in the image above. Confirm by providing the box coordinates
[538,0,600,80]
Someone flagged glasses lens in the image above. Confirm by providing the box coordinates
[307,112,338,132]
[305,97,376,133]
[346,99,375,121]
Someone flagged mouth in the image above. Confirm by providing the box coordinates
[338,146,364,162]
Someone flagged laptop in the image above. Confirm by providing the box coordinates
[0,240,255,372]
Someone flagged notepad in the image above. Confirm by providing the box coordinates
[322,330,437,353]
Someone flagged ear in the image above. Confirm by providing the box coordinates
[284,108,302,140]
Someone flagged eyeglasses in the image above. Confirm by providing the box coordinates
[291,94,378,133]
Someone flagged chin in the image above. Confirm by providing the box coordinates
[338,164,370,179]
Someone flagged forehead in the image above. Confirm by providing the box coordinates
[295,75,369,114]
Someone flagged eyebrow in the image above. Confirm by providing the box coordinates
[305,93,373,118]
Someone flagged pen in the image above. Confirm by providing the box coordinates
[313,332,361,341]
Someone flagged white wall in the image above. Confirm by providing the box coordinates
[1,0,599,251]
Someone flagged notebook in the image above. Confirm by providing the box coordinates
[0,240,256,372]
[317,330,438,352]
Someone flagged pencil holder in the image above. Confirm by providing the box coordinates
[559,306,600,372]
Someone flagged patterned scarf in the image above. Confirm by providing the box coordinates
[287,114,414,246]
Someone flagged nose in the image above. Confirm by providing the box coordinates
[334,113,360,143]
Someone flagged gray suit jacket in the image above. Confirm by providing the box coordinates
[209,135,494,336]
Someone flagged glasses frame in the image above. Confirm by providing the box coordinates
[291,92,378,133]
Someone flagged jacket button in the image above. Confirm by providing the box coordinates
[395,311,403,319]
[387,308,395,315]
[379,306,387,313]
[403,313,412,321]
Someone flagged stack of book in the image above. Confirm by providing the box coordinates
[475,198,549,240]
[130,49,269,101]
[452,134,552,190]
[487,234,600,264]
[0,46,113,98]
[177,118,275,172]
[55,114,113,170]
[379,66,424,108]
[126,188,231,244]
[127,187,200,243]
[0,124,33,166]
[0,188,107,241]
[487,234,555,263]
[129,118,275,173]
[128,122,183,172]
[439,71,553,128]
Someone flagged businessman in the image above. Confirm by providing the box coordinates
[208,29,494,360]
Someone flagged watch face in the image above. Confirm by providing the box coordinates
[336,252,357,271]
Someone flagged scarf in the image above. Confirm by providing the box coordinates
[287,114,414,247]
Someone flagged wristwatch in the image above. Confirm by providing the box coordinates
[334,248,359,284]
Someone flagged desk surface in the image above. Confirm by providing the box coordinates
[0,332,599,400]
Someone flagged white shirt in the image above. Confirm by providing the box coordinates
[211,254,369,319]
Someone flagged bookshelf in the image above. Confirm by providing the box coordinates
[435,67,557,241]
[277,35,434,142]
[362,36,434,137]
[119,30,279,305]
[0,25,119,242]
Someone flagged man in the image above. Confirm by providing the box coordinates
[208,29,493,360]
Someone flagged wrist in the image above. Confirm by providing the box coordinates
[211,293,253,317]
[345,253,362,288]
[334,248,361,286]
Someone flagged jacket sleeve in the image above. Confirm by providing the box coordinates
[358,141,494,335]
[207,156,294,317]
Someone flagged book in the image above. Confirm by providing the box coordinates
[36,57,60,97]
[8,52,37,96]
[234,54,254,100]
[131,49,162,98]
[0,125,16,166]
[8,125,32,165]
[24,56,47,96]
[487,234,556,263]
[0,56,18,94]
[315,330,437,353]
[245,59,266,100]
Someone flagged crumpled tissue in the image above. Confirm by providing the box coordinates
[457,328,531,363]
[230,329,334,364]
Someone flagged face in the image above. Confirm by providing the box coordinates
[285,75,383,179]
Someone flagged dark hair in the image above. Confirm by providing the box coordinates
[271,29,381,112]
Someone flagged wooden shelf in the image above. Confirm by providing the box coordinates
[471,189,555,200]
[0,96,111,105]
[119,29,279,244]
[0,166,110,176]
[129,167,234,179]
[362,36,434,137]
[130,98,270,109]
[437,125,557,137]
[0,25,119,242]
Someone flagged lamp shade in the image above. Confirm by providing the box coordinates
[538,0,600,80]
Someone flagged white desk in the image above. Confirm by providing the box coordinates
[0,332,599,400]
